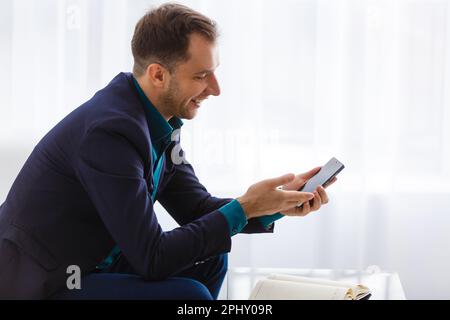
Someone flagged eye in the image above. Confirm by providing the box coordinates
[194,73,207,80]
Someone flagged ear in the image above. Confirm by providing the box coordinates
[145,63,170,88]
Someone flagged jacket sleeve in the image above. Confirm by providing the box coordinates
[157,153,274,234]
[75,118,231,280]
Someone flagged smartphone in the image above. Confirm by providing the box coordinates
[298,157,345,193]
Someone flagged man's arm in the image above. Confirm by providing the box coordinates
[157,158,280,234]
[76,117,231,280]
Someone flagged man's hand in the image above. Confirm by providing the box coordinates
[279,167,337,216]
[237,174,315,220]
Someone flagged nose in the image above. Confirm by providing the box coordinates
[207,73,221,97]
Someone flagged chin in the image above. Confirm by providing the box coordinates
[184,113,197,120]
[180,110,198,120]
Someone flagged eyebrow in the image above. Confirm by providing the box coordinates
[194,69,213,75]
[193,64,220,75]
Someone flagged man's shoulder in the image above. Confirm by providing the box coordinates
[86,72,143,120]
[64,72,148,135]
[40,72,151,155]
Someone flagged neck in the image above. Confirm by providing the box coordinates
[136,77,172,122]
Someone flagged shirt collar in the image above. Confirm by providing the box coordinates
[132,76,183,147]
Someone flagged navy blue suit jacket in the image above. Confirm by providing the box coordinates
[0,73,271,299]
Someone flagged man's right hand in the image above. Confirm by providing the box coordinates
[236,174,315,220]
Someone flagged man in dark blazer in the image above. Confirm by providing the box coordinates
[0,3,333,299]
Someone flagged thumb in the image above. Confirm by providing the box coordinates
[301,166,321,179]
[265,173,295,188]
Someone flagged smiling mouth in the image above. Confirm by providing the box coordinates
[190,99,203,108]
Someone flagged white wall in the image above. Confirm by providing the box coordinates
[1,0,450,299]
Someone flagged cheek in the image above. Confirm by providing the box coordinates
[175,80,207,105]
[188,82,208,97]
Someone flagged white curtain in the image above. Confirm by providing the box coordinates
[0,0,449,299]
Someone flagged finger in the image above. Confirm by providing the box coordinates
[299,166,321,180]
[282,205,306,216]
[317,186,329,204]
[296,167,322,191]
[301,198,311,215]
[265,173,295,188]
[310,191,322,211]
[280,207,296,215]
[323,176,337,189]
[282,190,315,203]
[283,199,318,216]
[281,174,304,190]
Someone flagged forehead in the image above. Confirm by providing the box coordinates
[178,33,219,73]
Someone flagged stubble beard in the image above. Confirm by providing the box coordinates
[160,77,194,120]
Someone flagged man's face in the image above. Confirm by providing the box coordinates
[161,33,221,120]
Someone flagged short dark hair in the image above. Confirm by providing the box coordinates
[131,3,218,76]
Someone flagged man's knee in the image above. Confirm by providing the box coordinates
[174,278,213,300]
